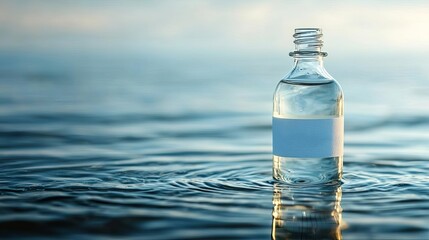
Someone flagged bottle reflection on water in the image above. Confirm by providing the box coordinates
[271,182,343,240]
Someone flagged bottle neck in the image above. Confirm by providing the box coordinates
[283,28,333,82]
[284,55,333,81]
[294,56,324,68]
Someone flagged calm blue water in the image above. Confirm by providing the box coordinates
[0,51,429,240]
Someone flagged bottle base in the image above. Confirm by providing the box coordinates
[273,155,343,184]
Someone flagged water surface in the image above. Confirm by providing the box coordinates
[0,51,429,239]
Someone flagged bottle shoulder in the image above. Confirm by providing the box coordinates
[282,60,336,84]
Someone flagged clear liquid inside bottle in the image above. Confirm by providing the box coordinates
[272,28,343,184]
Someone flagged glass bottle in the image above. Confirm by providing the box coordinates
[272,28,343,184]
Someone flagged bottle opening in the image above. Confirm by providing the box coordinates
[290,28,327,57]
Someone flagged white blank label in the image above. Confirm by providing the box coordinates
[272,117,343,158]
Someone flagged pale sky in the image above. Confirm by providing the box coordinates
[0,1,428,56]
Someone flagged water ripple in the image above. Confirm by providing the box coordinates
[1,55,429,239]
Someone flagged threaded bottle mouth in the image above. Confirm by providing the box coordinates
[289,28,327,57]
